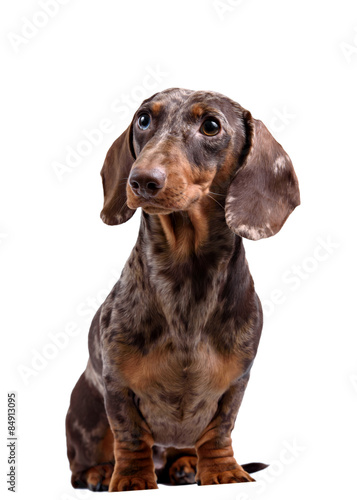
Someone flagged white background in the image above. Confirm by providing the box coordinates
[1,0,357,499]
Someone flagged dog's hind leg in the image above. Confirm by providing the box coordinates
[66,369,114,491]
[155,447,197,485]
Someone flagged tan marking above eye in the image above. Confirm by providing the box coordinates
[151,102,162,115]
[191,104,204,118]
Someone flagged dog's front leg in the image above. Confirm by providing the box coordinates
[104,388,158,492]
[195,375,254,485]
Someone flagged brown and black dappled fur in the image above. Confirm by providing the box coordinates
[66,88,300,491]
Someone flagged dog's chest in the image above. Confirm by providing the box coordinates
[119,340,242,446]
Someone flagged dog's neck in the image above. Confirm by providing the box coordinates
[133,198,248,333]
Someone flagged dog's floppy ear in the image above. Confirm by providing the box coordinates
[225,111,300,240]
[100,123,136,225]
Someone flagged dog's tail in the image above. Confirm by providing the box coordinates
[241,462,269,474]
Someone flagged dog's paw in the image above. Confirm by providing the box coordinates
[109,473,158,491]
[169,455,197,485]
[76,463,113,491]
[197,464,255,485]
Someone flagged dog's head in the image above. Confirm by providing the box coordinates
[100,88,300,240]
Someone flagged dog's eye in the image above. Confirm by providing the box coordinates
[138,113,151,130]
[200,118,220,136]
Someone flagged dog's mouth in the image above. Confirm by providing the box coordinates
[126,186,202,214]
[128,197,199,215]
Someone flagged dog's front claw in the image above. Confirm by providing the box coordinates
[109,473,158,491]
[197,464,255,485]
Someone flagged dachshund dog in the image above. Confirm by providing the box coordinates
[66,88,300,491]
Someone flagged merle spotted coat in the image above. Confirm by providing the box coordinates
[66,88,300,491]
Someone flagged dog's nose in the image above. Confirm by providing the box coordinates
[129,168,166,198]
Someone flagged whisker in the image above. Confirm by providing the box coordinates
[118,199,128,214]
[207,194,225,211]
[209,190,225,197]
